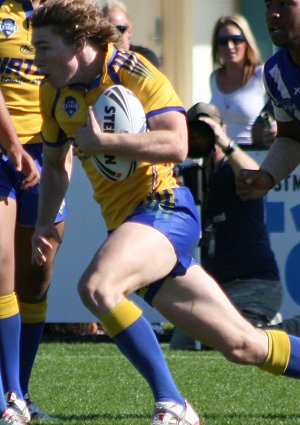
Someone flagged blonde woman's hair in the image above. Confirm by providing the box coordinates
[102,0,132,25]
[211,14,262,85]
[31,0,122,48]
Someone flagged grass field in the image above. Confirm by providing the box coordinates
[30,340,299,425]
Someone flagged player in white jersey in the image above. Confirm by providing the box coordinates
[237,0,300,199]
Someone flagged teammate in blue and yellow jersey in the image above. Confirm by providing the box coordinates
[0,1,67,422]
[31,1,300,424]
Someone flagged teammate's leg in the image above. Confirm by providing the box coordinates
[0,197,23,398]
[15,222,64,397]
[15,144,66,413]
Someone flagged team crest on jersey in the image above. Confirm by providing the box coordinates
[63,96,79,117]
[0,18,18,38]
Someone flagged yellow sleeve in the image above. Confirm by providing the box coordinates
[40,83,67,145]
[113,51,184,115]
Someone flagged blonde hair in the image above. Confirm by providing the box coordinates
[211,15,262,85]
[101,0,132,25]
[31,0,122,47]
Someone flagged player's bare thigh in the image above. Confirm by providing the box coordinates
[152,264,268,365]
[78,221,177,316]
[0,197,17,295]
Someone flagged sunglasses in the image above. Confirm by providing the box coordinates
[216,34,246,46]
[115,25,129,34]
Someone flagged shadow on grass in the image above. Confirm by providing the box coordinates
[35,412,150,424]
[204,412,300,421]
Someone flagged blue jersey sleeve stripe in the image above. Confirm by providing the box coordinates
[107,67,121,84]
[51,89,61,118]
[146,106,186,119]
[112,51,155,78]
[42,133,72,147]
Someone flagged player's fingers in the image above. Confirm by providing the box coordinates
[88,106,101,132]
[21,172,40,190]
[13,158,22,172]
[235,187,251,200]
[31,246,47,266]
[238,168,256,182]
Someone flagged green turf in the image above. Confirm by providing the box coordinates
[30,341,299,424]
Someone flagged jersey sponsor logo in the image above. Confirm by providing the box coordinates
[0,57,40,76]
[63,96,79,117]
[0,18,17,38]
[20,45,35,56]
[103,105,116,132]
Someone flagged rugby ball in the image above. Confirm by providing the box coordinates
[91,85,147,181]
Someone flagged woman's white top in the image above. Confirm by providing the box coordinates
[210,65,267,145]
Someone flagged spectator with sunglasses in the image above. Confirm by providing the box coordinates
[210,15,268,146]
[102,0,160,68]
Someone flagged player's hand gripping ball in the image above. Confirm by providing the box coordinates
[92,85,147,181]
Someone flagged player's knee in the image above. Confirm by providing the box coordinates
[77,273,115,311]
[220,333,259,365]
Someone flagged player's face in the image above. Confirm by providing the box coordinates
[32,26,80,89]
[216,24,247,66]
[265,0,300,48]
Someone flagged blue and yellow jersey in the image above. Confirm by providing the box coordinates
[40,43,185,230]
[0,0,43,144]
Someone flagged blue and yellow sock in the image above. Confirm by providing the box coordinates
[101,299,184,404]
[261,329,300,377]
[19,300,47,395]
[0,373,7,414]
[0,292,22,397]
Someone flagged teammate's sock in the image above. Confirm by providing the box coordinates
[261,329,300,377]
[19,301,47,395]
[101,299,185,404]
[0,293,22,397]
[0,373,8,414]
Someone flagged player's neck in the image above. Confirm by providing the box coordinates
[77,47,105,87]
[288,47,300,69]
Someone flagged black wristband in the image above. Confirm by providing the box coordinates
[222,140,236,156]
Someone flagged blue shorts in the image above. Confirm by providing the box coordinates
[126,186,200,305]
[0,144,68,227]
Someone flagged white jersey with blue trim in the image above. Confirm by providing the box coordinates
[264,48,300,123]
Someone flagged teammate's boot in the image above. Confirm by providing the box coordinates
[5,393,30,424]
[0,410,28,425]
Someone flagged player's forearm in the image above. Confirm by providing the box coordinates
[101,130,187,163]
[0,92,20,152]
[260,137,300,184]
[36,151,72,226]
[36,166,67,226]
